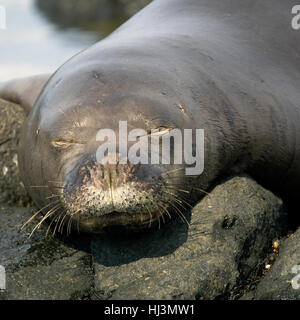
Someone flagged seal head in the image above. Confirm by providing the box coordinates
[18,66,206,234]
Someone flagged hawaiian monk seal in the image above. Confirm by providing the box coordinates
[0,0,300,234]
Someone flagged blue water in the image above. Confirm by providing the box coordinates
[0,0,104,81]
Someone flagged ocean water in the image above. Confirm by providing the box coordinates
[0,0,108,81]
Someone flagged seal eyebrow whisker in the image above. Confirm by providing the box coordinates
[177,103,186,114]
[149,117,168,123]
[51,139,82,148]
[148,127,173,136]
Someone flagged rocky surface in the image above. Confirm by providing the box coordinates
[91,176,287,300]
[35,0,152,32]
[0,98,299,299]
[252,228,300,300]
[0,99,32,207]
[0,176,289,299]
[0,206,94,300]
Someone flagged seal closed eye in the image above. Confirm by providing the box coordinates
[1,0,300,234]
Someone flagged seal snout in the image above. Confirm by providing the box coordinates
[62,155,168,232]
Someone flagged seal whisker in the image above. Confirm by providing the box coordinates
[67,214,75,236]
[58,213,68,234]
[167,200,190,227]
[157,204,166,224]
[53,211,66,236]
[69,209,82,234]
[156,202,171,220]
[46,210,63,236]
[21,199,61,229]
[160,167,185,176]
[50,186,66,190]
[163,193,189,214]
[46,194,61,200]
[164,186,190,194]
[145,205,153,228]
[149,198,163,225]
[163,176,199,179]
[47,180,65,185]
[76,215,80,234]
[166,183,210,195]
[29,204,62,237]
[27,185,49,188]
[188,186,210,196]
[172,197,190,213]
[162,190,193,209]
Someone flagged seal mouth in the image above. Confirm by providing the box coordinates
[77,209,161,233]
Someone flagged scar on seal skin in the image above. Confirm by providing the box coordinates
[0,0,300,234]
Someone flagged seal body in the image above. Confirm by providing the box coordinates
[2,0,300,233]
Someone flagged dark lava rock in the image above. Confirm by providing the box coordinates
[253,228,300,300]
[0,206,94,300]
[0,99,31,207]
[0,176,288,300]
[91,176,287,300]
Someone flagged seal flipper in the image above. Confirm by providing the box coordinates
[0,74,51,114]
